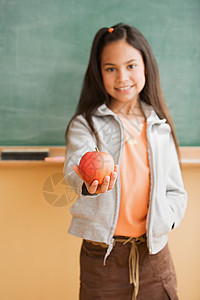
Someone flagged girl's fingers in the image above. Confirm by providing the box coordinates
[108,171,117,190]
[73,164,119,194]
[88,164,119,194]
[73,165,80,176]
[86,180,99,194]
[114,165,119,173]
[108,165,118,190]
[96,176,110,193]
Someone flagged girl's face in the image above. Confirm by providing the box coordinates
[100,39,145,109]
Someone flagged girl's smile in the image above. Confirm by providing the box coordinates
[115,84,134,92]
[100,39,146,113]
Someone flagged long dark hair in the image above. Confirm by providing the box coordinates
[65,23,179,156]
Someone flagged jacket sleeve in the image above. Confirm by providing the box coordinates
[63,115,98,196]
[166,134,188,230]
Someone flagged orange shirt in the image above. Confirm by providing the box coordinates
[114,115,150,237]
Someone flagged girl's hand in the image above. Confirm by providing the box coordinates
[73,165,118,194]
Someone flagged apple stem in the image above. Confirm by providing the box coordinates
[95,147,99,152]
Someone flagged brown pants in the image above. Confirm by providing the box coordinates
[79,239,178,300]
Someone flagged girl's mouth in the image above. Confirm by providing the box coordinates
[115,85,134,91]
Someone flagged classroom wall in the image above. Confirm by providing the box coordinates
[1,0,200,147]
[0,163,199,300]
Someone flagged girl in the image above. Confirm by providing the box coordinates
[64,23,187,300]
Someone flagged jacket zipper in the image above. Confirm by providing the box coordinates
[107,115,125,244]
[146,123,154,254]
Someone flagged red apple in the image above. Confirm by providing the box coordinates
[79,148,115,184]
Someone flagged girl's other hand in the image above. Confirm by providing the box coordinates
[73,165,118,194]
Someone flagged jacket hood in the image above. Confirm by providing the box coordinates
[94,101,166,126]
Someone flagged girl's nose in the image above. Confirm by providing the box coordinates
[116,69,129,82]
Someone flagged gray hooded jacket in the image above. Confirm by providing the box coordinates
[64,102,187,258]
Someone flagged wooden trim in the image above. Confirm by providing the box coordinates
[0,146,200,167]
[179,147,200,167]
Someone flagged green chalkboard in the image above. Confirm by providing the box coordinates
[0,0,199,146]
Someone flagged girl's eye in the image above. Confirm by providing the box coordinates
[106,67,116,72]
[128,64,136,69]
